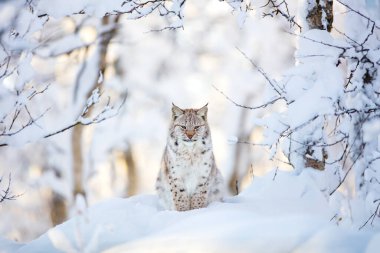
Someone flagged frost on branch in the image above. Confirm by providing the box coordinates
[34,0,187,29]
[281,19,379,226]
[44,88,126,139]
[215,0,380,228]
[80,88,101,117]
[0,84,51,147]
[0,0,187,147]
[222,0,301,30]
[0,84,125,146]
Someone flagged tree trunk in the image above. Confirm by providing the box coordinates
[49,192,68,226]
[71,15,120,202]
[112,146,138,196]
[306,0,333,32]
[301,0,333,170]
[72,125,86,197]
[228,95,254,195]
[48,166,68,226]
[124,147,137,196]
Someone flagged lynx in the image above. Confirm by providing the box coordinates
[155,103,224,211]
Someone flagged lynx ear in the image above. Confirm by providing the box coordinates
[172,103,184,120]
[196,103,208,120]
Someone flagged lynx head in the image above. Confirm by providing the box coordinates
[171,103,209,143]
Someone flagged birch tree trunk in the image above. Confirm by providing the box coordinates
[71,15,120,202]
[300,0,333,170]
[305,0,333,32]
[228,95,254,195]
[50,191,67,226]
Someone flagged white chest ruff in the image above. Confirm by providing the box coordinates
[172,153,210,194]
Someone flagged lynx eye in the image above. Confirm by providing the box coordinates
[180,125,186,130]
[194,126,201,130]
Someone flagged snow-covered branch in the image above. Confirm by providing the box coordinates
[222,0,301,30]
[0,86,126,147]
[262,0,302,31]
[218,0,380,228]
[32,0,186,29]
[43,89,126,139]
[0,84,52,146]
[0,0,181,148]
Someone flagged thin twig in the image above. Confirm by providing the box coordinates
[359,200,380,230]
[236,47,285,96]
[336,0,380,30]
[212,84,283,110]
[0,173,21,203]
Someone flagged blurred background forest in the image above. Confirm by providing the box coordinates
[1,0,380,242]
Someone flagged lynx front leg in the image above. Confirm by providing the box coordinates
[173,192,190,211]
[170,178,190,211]
[190,181,209,209]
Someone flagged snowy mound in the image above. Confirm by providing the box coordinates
[6,170,379,253]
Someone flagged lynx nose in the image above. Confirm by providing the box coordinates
[185,130,195,139]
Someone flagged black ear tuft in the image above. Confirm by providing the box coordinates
[172,103,184,120]
[196,103,208,120]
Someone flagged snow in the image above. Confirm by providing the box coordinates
[1,0,380,248]
[366,233,380,253]
[0,238,23,253]
[284,30,345,128]
[3,170,377,253]
[85,88,100,109]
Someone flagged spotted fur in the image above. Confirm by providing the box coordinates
[155,103,224,211]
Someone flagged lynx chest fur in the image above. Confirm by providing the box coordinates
[156,104,224,211]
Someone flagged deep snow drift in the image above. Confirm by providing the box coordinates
[2,170,379,253]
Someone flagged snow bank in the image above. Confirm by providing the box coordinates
[3,170,378,253]
[0,238,23,253]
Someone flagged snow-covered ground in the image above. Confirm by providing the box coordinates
[2,169,379,253]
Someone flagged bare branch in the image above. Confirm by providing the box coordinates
[27,83,51,100]
[284,30,350,51]
[43,91,127,139]
[329,125,367,196]
[230,139,270,147]
[236,47,285,97]
[336,0,380,30]
[261,0,302,31]
[212,84,283,110]
[359,199,380,230]
[0,89,127,147]
[0,107,51,138]
[0,173,20,203]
